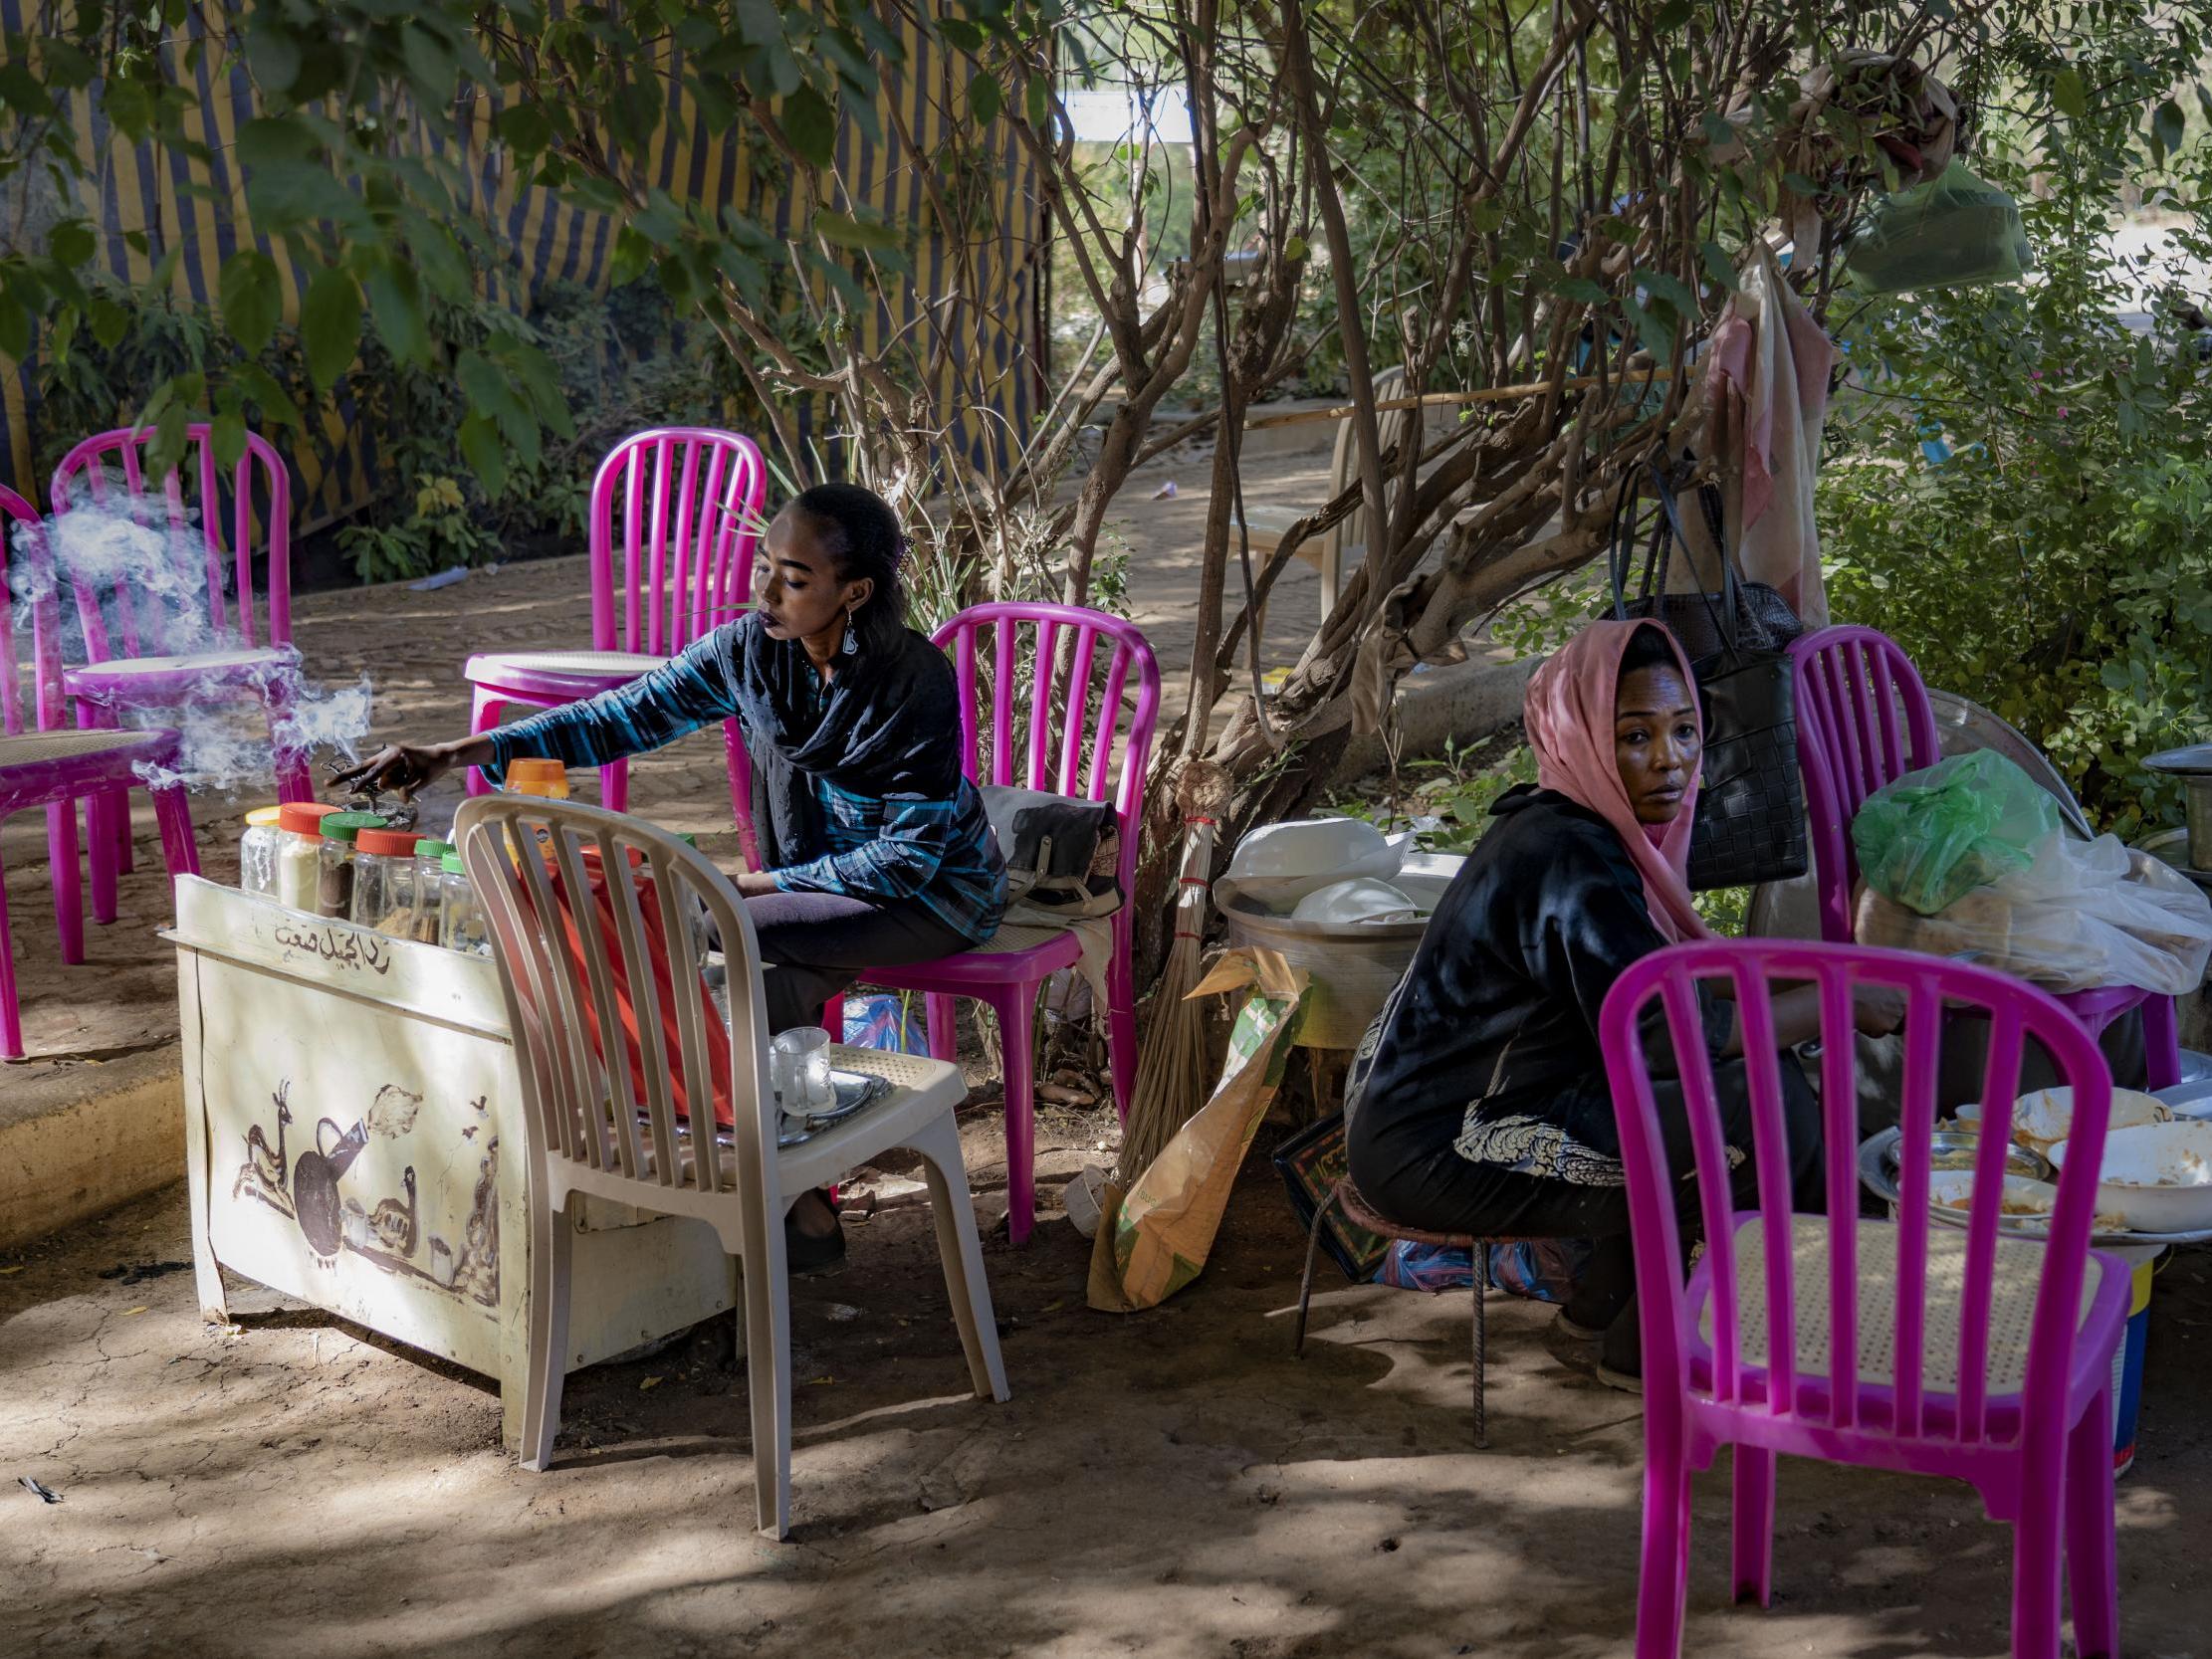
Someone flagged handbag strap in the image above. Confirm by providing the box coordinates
[1648,459,1747,663]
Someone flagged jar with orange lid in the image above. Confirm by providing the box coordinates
[350,826,431,937]
[503,757,570,799]
[239,803,307,897]
[273,802,341,911]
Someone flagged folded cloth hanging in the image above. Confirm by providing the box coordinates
[1703,248,1838,625]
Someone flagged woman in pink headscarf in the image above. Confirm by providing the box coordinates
[1343,620,1898,1387]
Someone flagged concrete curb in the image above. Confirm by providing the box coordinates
[0,1045,183,1251]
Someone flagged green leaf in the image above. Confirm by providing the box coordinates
[1469,198,1505,234]
[814,209,899,251]
[782,85,835,167]
[1025,72,1049,127]
[1635,269,1698,319]
[362,258,429,366]
[232,362,303,428]
[401,24,459,105]
[218,249,282,354]
[1698,239,1741,293]
[2052,67,2087,118]
[2151,99,2185,157]
[246,159,368,235]
[301,266,362,391]
[1552,276,1610,306]
[244,21,302,94]
[49,219,96,268]
[968,73,1001,124]
[0,291,29,361]
[234,115,318,167]
[88,294,129,349]
[210,409,248,471]
[457,410,508,499]
[940,17,984,50]
[495,102,553,157]
[1282,236,1309,263]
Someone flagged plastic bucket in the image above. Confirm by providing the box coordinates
[2109,1246,2157,1476]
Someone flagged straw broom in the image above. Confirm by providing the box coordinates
[1117,761,1234,1182]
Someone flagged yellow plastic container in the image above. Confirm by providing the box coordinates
[505,757,570,799]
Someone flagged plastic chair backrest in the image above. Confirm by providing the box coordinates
[456,794,774,1203]
[1599,936,2112,1451]
[1788,624,1942,943]
[0,482,61,735]
[589,428,767,657]
[939,602,1163,903]
[48,424,292,662]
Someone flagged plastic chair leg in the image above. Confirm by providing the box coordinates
[48,799,83,965]
[1635,1448,1693,1659]
[909,1113,1010,1402]
[1731,1445,1776,1606]
[1105,924,1138,1123]
[518,1194,574,1472]
[466,688,505,797]
[739,1198,793,1540]
[2010,1477,2066,1659]
[109,784,134,877]
[2065,1384,2119,1659]
[995,985,1039,1247]
[0,840,21,1060]
[151,783,200,879]
[2142,995,2181,1092]
[600,757,628,814]
[86,791,118,925]
[262,670,314,805]
[925,992,958,1063]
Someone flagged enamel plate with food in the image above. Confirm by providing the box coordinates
[2046,1121,2212,1235]
[1954,1086,2170,1150]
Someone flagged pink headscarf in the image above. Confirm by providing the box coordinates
[1523,619,1710,943]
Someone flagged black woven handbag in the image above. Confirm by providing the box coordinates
[1613,464,1810,891]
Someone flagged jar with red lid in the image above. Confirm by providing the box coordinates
[349,825,429,936]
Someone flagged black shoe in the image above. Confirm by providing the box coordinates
[1596,1302,1643,1393]
[784,1211,847,1275]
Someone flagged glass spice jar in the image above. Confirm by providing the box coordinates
[350,826,425,934]
[238,805,286,897]
[439,853,491,956]
[410,841,456,944]
[315,811,386,920]
[274,802,339,912]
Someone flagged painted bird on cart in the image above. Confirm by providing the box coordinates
[232,1083,295,1213]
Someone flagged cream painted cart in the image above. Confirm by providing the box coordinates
[168,876,736,1451]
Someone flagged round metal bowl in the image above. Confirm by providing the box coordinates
[1216,851,1462,1049]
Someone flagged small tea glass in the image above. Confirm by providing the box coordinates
[770,1026,836,1114]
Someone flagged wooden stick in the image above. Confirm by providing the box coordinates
[1242,366,1677,430]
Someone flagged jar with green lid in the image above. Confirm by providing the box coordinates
[412,840,455,933]
[316,811,386,919]
[439,854,490,956]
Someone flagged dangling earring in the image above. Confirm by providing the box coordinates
[841,607,859,655]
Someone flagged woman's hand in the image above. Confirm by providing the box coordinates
[1852,983,1908,1038]
[329,735,490,799]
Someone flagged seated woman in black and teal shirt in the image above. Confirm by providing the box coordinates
[336,483,1006,1264]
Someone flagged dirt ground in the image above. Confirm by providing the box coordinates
[10,447,2212,1656]
[10,1153,2212,1658]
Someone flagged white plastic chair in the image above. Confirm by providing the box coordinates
[455,795,1009,1539]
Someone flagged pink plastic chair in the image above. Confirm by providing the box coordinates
[49,425,305,921]
[0,481,201,1058]
[1790,624,2181,1089]
[1600,936,2126,1659]
[736,603,1162,1245]
[463,428,767,846]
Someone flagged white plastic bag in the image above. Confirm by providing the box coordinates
[1856,832,2212,995]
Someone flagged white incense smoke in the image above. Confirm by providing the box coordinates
[7,494,372,793]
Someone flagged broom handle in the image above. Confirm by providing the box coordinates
[1173,817,1218,944]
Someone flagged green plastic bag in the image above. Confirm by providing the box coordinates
[1851,750,2061,917]
[1844,161,2033,296]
